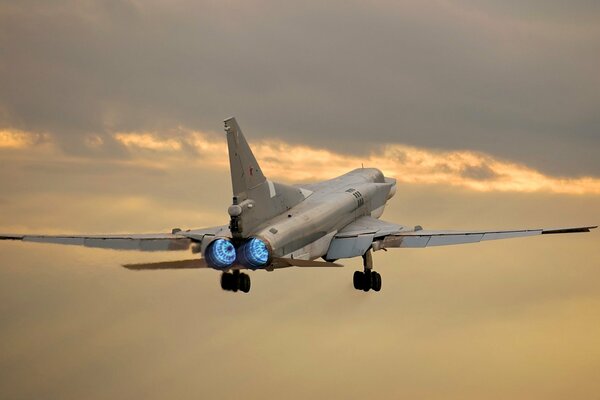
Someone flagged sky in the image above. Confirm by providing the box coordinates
[0,1,599,399]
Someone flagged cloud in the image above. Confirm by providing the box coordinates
[108,128,600,195]
[114,132,182,151]
[0,129,47,149]
[1,0,599,176]
[5,127,598,195]
[1,4,598,398]
[461,164,499,180]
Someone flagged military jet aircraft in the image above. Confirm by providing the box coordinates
[1,118,596,293]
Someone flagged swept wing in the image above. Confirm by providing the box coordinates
[373,226,596,249]
[326,216,596,258]
[0,226,225,252]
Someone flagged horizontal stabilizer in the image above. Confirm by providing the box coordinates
[123,258,208,270]
[125,257,343,270]
[272,258,344,269]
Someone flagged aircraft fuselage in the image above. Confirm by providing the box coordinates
[251,168,396,260]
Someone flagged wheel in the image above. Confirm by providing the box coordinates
[362,270,371,292]
[373,271,382,292]
[231,272,240,292]
[220,272,231,291]
[240,273,251,293]
[243,274,251,293]
[371,271,382,292]
[353,271,364,290]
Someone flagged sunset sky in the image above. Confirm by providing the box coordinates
[1,1,599,399]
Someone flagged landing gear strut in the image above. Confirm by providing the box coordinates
[353,250,382,292]
[221,270,251,293]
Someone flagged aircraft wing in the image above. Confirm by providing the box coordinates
[372,225,596,249]
[0,226,226,252]
[325,216,596,259]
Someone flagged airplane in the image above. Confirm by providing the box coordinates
[1,117,596,293]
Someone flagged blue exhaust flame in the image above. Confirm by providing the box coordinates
[239,238,270,269]
[205,238,236,269]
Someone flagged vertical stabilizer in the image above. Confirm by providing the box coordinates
[225,117,266,196]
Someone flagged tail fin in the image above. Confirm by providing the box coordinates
[225,117,266,196]
[223,117,310,236]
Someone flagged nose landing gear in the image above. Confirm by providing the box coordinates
[353,250,382,292]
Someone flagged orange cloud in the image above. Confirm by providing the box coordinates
[114,132,182,151]
[6,127,600,195]
[116,129,599,195]
[0,129,46,149]
[252,141,600,195]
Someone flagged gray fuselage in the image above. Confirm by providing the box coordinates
[253,168,396,260]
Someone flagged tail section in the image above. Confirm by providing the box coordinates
[223,117,310,237]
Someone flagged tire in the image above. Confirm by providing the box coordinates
[240,273,251,293]
[353,271,364,290]
[372,271,382,292]
[363,271,371,292]
[220,273,231,291]
[231,273,240,292]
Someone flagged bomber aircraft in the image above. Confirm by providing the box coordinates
[1,118,596,293]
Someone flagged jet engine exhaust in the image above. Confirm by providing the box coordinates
[204,238,236,269]
[237,237,271,269]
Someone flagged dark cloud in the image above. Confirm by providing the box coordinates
[461,164,499,180]
[1,0,599,175]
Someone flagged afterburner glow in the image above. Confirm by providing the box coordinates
[238,238,270,269]
[205,238,236,269]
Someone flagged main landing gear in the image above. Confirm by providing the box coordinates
[221,270,251,293]
[353,250,382,292]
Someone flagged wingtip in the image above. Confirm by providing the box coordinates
[0,234,24,240]
[542,226,597,234]
[121,264,143,271]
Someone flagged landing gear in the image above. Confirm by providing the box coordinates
[353,250,382,292]
[353,270,382,292]
[221,270,251,293]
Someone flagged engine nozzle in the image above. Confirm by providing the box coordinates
[204,238,236,269]
[237,237,271,269]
